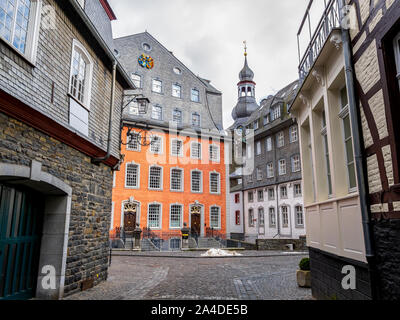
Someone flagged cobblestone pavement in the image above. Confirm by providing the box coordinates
[65,252,311,300]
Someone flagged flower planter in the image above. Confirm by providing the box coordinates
[296,270,311,288]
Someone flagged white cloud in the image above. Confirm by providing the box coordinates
[109,0,312,128]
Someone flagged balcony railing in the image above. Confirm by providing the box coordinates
[297,0,341,80]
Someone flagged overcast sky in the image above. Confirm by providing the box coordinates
[108,0,325,129]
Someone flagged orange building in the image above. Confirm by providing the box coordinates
[112,126,228,242]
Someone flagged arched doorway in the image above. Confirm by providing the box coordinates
[123,198,139,236]
[0,184,44,300]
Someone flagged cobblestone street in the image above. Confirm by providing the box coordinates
[65,252,311,300]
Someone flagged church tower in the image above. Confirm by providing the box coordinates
[231,42,259,126]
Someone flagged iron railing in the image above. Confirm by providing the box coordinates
[297,0,341,80]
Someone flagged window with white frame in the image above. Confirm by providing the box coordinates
[394,32,400,90]
[210,206,220,228]
[192,112,201,127]
[148,204,161,229]
[256,168,263,181]
[271,104,281,121]
[321,110,333,195]
[152,79,162,93]
[281,206,289,227]
[263,114,270,126]
[128,101,139,115]
[294,183,302,197]
[172,84,181,98]
[257,190,264,202]
[268,188,275,200]
[209,144,219,162]
[131,74,142,88]
[248,191,254,202]
[126,163,139,188]
[170,204,182,228]
[290,125,298,143]
[191,170,202,193]
[127,132,140,151]
[149,166,162,190]
[291,155,301,172]
[267,163,274,178]
[280,186,287,198]
[340,87,357,191]
[258,208,265,227]
[248,208,254,227]
[266,137,272,152]
[150,136,162,154]
[171,139,183,157]
[295,205,304,227]
[191,89,200,102]
[210,172,220,194]
[172,109,183,125]
[170,168,183,192]
[151,105,163,120]
[69,41,93,107]
[0,0,41,61]
[256,141,261,156]
[191,142,202,159]
[278,159,286,175]
[276,131,284,148]
[269,207,276,227]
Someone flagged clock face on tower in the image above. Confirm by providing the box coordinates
[138,54,154,69]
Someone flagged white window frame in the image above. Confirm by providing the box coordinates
[268,188,275,200]
[169,203,183,229]
[147,202,162,230]
[190,169,203,193]
[170,167,184,192]
[209,171,221,194]
[276,131,285,148]
[269,207,276,228]
[294,183,302,197]
[172,83,182,98]
[192,112,201,127]
[257,189,264,202]
[256,168,263,181]
[248,208,255,228]
[191,88,200,102]
[69,39,94,109]
[190,141,202,160]
[256,141,261,156]
[150,135,163,155]
[171,138,184,157]
[258,207,265,228]
[248,191,254,203]
[290,125,298,143]
[281,206,289,228]
[267,163,274,178]
[266,137,272,152]
[126,132,141,152]
[148,165,163,191]
[295,205,304,228]
[131,73,142,89]
[278,159,286,176]
[125,162,140,189]
[152,79,163,93]
[280,185,288,199]
[209,205,221,229]
[0,0,42,64]
[172,108,183,126]
[291,154,301,173]
[209,144,220,162]
[151,105,163,121]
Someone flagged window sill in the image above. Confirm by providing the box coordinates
[68,93,91,112]
[170,190,184,193]
[148,188,163,191]
[191,191,203,194]
[0,37,37,67]
[210,192,221,196]
[125,186,140,190]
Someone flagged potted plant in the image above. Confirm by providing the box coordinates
[297,257,311,288]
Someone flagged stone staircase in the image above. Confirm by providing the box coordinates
[141,239,160,251]
[197,237,223,249]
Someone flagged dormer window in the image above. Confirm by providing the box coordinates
[271,104,281,121]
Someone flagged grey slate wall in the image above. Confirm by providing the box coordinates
[114,32,223,131]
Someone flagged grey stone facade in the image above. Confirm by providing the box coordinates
[0,0,133,299]
[114,32,223,131]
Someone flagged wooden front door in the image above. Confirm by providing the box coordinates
[124,212,136,233]
[0,184,44,300]
[190,205,202,237]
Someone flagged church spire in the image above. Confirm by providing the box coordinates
[239,41,254,82]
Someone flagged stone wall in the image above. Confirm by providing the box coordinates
[256,236,307,251]
[0,112,113,297]
[309,248,372,300]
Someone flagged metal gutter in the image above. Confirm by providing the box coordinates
[338,0,378,300]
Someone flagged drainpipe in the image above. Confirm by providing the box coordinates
[92,60,117,164]
[338,0,378,299]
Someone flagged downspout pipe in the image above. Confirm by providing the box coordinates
[92,60,117,164]
[338,0,378,299]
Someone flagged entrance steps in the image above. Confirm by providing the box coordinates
[197,237,223,249]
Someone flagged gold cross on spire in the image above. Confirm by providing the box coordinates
[243,40,247,57]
